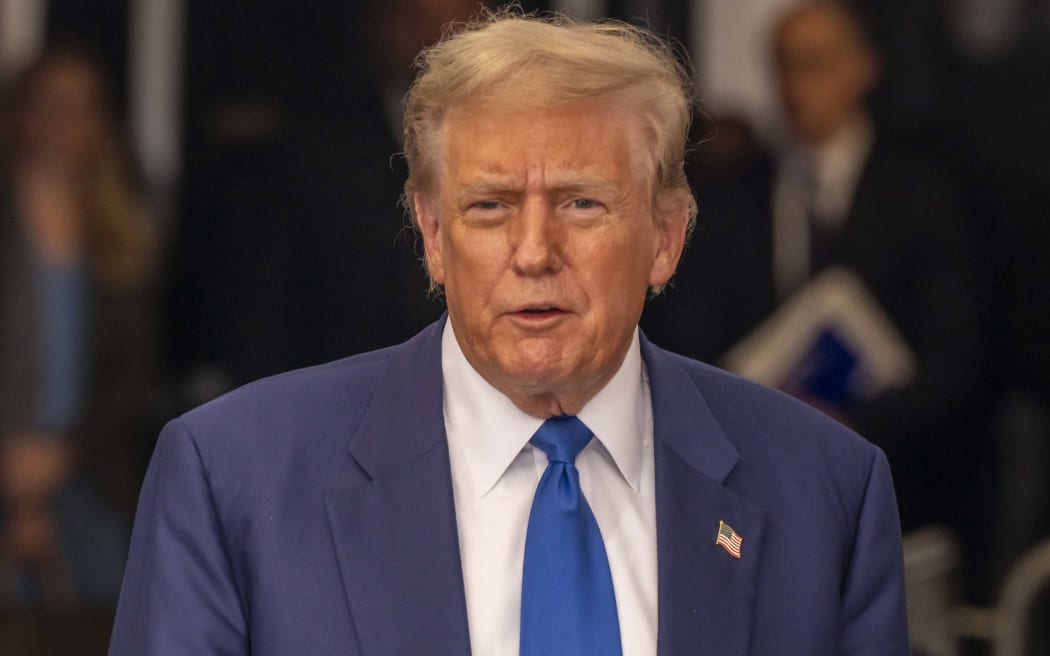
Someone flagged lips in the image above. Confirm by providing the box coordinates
[514,302,565,311]
[510,304,569,320]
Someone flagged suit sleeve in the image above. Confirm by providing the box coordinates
[109,418,248,655]
[840,448,910,655]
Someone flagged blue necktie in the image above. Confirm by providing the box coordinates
[520,416,622,656]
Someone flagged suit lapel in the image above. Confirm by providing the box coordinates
[324,320,472,656]
[322,323,767,656]
[643,338,767,656]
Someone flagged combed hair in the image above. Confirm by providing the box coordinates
[402,8,698,233]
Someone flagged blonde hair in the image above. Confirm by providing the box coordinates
[402,8,698,233]
[84,136,156,290]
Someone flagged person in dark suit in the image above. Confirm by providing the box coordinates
[644,1,980,535]
[172,0,486,386]
[110,10,909,655]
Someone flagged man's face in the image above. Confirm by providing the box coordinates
[775,7,876,144]
[415,100,686,416]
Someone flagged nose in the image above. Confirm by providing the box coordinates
[510,197,562,276]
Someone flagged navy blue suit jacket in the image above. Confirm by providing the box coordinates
[110,320,908,655]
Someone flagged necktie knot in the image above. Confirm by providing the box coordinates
[530,416,592,464]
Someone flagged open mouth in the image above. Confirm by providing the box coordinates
[514,306,567,319]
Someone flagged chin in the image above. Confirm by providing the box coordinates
[497,351,576,391]
[503,359,568,387]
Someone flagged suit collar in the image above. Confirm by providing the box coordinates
[326,323,765,656]
[641,333,740,483]
[346,318,448,478]
[642,335,766,656]
[325,317,473,655]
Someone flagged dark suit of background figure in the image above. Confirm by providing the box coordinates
[173,77,442,386]
[643,133,982,536]
[276,80,444,370]
[0,205,158,600]
[172,0,467,387]
[814,0,1050,603]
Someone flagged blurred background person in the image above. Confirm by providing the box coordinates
[264,0,488,374]
[644,0,984,564]
[170,0,490,389]
[0,45,158,614]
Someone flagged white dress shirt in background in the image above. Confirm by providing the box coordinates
[772,113,875,296]
[441,319,658,656]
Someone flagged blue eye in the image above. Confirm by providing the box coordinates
[473,200,502,210]
[572,199,598,210]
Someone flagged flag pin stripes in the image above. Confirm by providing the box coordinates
[716,520,743,559]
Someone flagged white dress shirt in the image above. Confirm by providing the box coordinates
[441,319,658,656]
[772,113,875,296]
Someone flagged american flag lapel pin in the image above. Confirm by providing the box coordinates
[716,520,743,559]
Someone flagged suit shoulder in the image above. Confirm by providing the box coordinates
[668,352,878,464]
[666,352,888,535]
[176,345,398,447]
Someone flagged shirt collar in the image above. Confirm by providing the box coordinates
[440,318,647,496]
[576,329,648,492]
[808,113,874,210]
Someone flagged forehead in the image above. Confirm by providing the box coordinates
[37,58,99,89]
[777,8,859,56]
[437,99,650,188]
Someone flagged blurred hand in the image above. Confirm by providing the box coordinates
[1,506,75,607]
[4,508,62,567]
[0,435,74,509]
[15,169,83,265]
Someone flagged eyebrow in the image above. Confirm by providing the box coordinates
[454,175,621,198]
[549,176,621,195]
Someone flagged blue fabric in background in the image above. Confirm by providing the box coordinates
[4,255,126,606]
[31,254,89,436]
[788,327,862,409]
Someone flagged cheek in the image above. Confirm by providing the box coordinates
[442,228,509,297]
[581,241,653,305]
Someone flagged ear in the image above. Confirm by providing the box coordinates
[413,192,446,285]
[648,191,691,289]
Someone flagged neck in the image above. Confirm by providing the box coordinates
[802,111,870,150]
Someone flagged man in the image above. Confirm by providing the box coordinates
[110,11,908,656]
